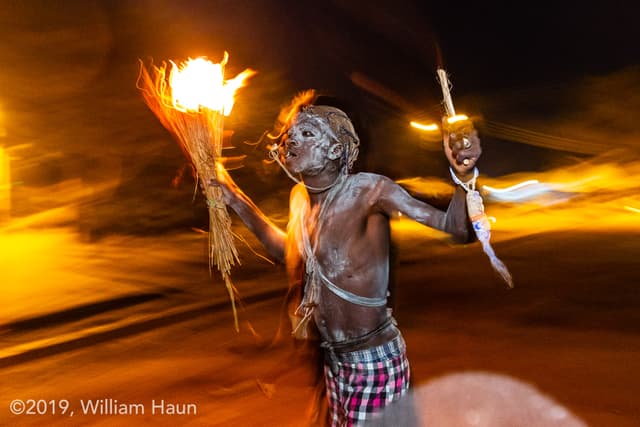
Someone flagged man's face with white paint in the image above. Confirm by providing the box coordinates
[283,113,336,176]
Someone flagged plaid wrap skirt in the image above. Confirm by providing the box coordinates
[323,333,410,426]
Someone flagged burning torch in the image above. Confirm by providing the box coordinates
[138,53,256,330]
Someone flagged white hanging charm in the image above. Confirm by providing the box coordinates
[451,168,514,288]
[438,68,512,288]
[467,190,490,239]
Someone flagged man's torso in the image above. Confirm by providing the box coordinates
[288,173,396,344]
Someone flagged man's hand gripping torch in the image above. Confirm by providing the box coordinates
[437,68,514,288]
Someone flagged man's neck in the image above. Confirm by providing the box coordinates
[302,168,343,200]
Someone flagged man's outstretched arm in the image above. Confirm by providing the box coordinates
[213,164,286,263]
[374,128,482,243]
[373,176,471,243]
[442,126,483,243]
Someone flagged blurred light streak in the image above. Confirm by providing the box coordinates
[395,154,640,242]
[0,228,86,322]
[0,105,6,138]
[0,226,207,325]
[0,146,10,217]
[410,121,439,132]
[482,180,557,202]
[350,72,419,113]
[483,120,609,154]
[446,114,468,124]
[483,180,540,193]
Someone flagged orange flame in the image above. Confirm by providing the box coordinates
[169,53,256,115]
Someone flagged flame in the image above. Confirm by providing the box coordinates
[169,53,256,115]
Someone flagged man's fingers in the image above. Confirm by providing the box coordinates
[453,146,480,163]
[456,155,476,166]
[445,128,481,173]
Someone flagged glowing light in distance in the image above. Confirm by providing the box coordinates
[410,121,439,131]
[446,114,469,124]
[624,205,640,214]
[482,179,557,202]
[483,180,540,193]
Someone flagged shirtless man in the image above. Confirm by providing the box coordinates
[213,99,481,425]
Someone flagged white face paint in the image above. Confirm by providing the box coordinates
[283,113,337,175]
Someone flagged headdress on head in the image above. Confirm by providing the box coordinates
[298,104,360,172]
[268,90,360,173]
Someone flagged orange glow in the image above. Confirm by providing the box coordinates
[0,106,6,138]
[482,180,550,202]
[446,114,469,124]
[393,155,640,241]
[0,146,9,216]
[410,121,439,132]
[483,180,540,194]
[285,184,310,265]
[0,228,110,323]
[169,53,256,115]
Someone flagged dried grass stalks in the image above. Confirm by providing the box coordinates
[137,61,241,331]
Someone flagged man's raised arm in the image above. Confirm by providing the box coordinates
[212,164,286,263]
[373,127,482,243]
[373,176,471,243]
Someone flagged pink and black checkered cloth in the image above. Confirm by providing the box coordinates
[323,333,410,426]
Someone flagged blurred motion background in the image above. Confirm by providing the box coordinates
[0,1,639,426]
[1,0,638,237]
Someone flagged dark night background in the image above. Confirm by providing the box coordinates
[1,0,638,237]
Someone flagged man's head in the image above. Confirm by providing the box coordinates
[279,103,360,176]
[287,105,360,173]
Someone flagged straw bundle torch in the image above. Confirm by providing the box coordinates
[138,53,256,330]
[437,68,513,288]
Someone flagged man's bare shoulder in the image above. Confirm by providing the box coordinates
[348,172,393,188]
[345,173,399,209]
